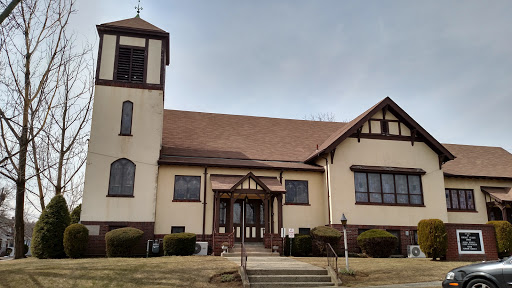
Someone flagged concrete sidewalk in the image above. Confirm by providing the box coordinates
[225,256,325,270]
[363,281,442,287]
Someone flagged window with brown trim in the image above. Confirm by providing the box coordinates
[171,226,185,234]
[115,46,145,83]
[354,172,423,205]
[120,101,133,135]
[173,176,201,200]
[108,158,136,196]
[285,180,309,204]
[445,189,475,211]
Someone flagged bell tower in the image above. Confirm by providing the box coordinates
[81,16,169,254]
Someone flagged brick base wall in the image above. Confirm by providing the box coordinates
[82,221,155,256]
[445,223,498,261]
[264,233,283,254]
[330,224,417,256]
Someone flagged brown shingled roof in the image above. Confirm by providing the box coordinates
[443,144,512,179]
[161,110,345,163]
[99,17,166,33]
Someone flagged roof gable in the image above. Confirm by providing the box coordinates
[305,97,455,163]
[98,17,166,33]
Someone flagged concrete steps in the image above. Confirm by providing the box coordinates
[223,243,279,258]
[247,269,334,287]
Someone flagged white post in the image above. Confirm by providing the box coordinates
[242,200,245,245]
[343,226,349,271]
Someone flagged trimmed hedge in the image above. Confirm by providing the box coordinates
[357,229,397,258]
[163,233,196,256]
[70,204,81,224]
[31,195,71,259]
[487,221,512,258]
[311,226,342,256]
[418,219,447,260]
[284,234,313,256]
[105,227,144,257]
[64,224,89,258]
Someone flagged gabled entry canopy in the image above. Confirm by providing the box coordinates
[210,172,285,193]
[305,97,456,164]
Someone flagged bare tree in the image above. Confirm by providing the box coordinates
[0,186,13,217]
[303,112,337,122]
[0,0,75,259]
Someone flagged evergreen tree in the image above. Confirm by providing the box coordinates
[70,204,81,224]
[31,195,71,258]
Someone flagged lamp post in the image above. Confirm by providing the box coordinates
[341,213,349,271]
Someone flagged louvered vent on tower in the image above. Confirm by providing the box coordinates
[116,47,145,83]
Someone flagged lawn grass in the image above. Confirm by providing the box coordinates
[0,256,241,288]
[295,257,474,287]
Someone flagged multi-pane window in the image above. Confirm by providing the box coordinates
[116,46,145,83]
[120,101,133,135]
[354,172,423,205]
[285,180,309,204]
[173,176,201,200]
[171,226,185,234]
[445,189,475,211]
[108,158,136,196]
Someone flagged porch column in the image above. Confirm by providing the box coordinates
[501,205,508,221]
[270,195,274,234]
[264,195,269,235]
[215,192,221,233]
[277,194,283,234]
[228,195,235,234]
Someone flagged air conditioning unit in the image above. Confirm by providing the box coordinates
[407,245,426,258]
[194,242,208,256]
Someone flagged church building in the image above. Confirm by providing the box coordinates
[81,16,512,259]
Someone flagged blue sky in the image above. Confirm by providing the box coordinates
[70,0,512,151]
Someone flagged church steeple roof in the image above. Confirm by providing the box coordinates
[98,17,166,33]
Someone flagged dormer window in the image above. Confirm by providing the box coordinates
[115,46,145,83]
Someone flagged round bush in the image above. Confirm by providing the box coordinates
[64,224,89,258]
[105,227,144,257]
[311,226,342,256]
[163,233,196,256]
[487,221,512,258]
[70,204,81,224]
[31,195,71,259]
[357,229,397,258]
[417,219,447,260]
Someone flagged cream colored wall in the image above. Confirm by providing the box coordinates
[147,39,162,84]
[81,85,163,222]
[99,34,116,80]
[329,138,448,226]
[444,177,512,224]
[97,35,162,85]
[154,166,328,235]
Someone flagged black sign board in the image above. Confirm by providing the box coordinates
[458,232,482,252]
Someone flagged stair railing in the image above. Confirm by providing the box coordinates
[326,243,339,280]
[241,242,247,270]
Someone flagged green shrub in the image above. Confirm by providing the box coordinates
[23,244,29,255]
[357,229,397,258]
[105,227,144,257]
[31,195,71,259]
[64,224,89,258]
[417,219,447,260]
[284,234,312,256]
[163,233,196,256]
[70,204,81,224]
[311,226,342,256]
[487,221,512,258]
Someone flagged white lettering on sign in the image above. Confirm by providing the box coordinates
[456,229,485,255]
[288,228,295,238]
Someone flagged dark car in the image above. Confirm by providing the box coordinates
[443,257,512,288]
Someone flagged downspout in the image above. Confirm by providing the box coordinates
[202,166,208,241]
[322,156,331,225]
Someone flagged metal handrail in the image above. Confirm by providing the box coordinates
[241,242,247,271]
[326,243,339,280]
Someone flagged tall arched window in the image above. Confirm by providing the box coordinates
[120,101,133,135]
[108,158,136,196]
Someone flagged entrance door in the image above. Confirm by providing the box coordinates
[234,199,264,242]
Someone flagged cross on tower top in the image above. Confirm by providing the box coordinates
[135,0,143,17]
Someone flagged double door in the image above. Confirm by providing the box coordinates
[233,199,264,242]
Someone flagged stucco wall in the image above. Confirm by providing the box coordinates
[154,166,328,235]
[328,138,448,226]
[99,34,116,80]
[81,85,163,222]
[444,177,512,224]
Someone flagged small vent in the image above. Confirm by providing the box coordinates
[116,47,145,83]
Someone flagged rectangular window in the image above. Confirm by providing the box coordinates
[299,228,310,235]
[354,172,424,206]
[285,180,309,204]
[120,101,133,135]
[445,189,475,211]
[173,176,201,201]
[116,46,145,83]
[171,226,185,234]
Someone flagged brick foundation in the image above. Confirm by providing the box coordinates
[82,221,155,256]
[445,223,498,261]
[264,233,284,254]
[330,224,417,256]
